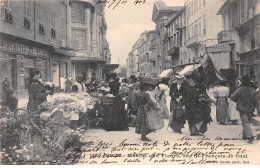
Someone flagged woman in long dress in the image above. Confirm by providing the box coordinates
[213,80,230,125]
[157,78,170,119]
[102,73,129,131]
[185,73,212,136]
[135,83,157,141]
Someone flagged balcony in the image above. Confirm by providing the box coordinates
[235,13,260,34]
[186,35,201,48]
[218,30,233,43]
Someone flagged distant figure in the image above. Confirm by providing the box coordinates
[250,75,259,90]
[65,77,73,93]
[74,77,86,93]
[213,80,230,125]
[4,89,18,112]
[231,75,257,144]
[2,76,10,101]
[127,75,139,116]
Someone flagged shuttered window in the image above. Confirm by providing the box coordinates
[71,3,85,23]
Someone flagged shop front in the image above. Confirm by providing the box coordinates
[0,33,51,99]
[238,48,260,85]
[49,51,72,91]
[71,56,106,81]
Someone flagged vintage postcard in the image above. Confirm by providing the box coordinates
[0,0,259,166]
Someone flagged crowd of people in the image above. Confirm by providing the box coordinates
[1,68,259,143]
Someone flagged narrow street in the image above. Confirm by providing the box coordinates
[60,89,260,165]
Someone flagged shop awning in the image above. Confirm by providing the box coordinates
[158,68,174,78]
[177,64,201,76]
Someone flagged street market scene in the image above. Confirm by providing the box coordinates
[0,0,260,166]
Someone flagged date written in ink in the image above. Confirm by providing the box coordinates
[97,0,146,10]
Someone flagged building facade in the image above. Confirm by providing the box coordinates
[185,0,223,65]
[69,0,109,80]
[0,0,111,99]
[0,0,73,98]
[152,1,183,73]
[139,30,157,76]
[218,0,260,84]
[165,7,187,68]
[126,42,139,77]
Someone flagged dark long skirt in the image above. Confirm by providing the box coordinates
[170,101,186,133]
[186,104,210,135]
[135,105,152,136]
[102,96,129,131]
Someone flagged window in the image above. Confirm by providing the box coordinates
[71,29,86,49]
[203,16,206,36]
[23,0,31,29]
[199,0,201,10]
[51,28,56,38]
[251,30,255,50]
[51,11,56,28]
[191,2,194,16]
[199,19,201,37]
[194,0,198,13]
[71,3,85,22]
[240,0,246,23]
[41,59,47,81]
[4,0,13,22]
[203,0,205,6]
[50,11,56,37]
[256,26,260,48]
[39,23,45,34]
[61,18,65,39]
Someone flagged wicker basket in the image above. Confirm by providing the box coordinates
[139,77,161,85]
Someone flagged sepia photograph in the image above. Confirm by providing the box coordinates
[0,0,259,166]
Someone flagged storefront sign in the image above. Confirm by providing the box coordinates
[206,43,231,53]
[0,39,49,57]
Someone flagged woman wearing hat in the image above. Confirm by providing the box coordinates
[169,74,187,134]
[213,80,230,125]
[185,73,212,136]
[102,73,129,131]
[135,82,157,141]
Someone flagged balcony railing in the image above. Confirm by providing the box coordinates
[218,30,233,43]
[186,35,199,47]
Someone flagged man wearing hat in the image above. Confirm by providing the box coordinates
[169,74,187,134]
[185,73,212,136]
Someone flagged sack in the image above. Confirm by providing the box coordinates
[147,109,164,130]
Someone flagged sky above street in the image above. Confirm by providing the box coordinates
[105,0,185,66]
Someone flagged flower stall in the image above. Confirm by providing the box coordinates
[0,91,101,165]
